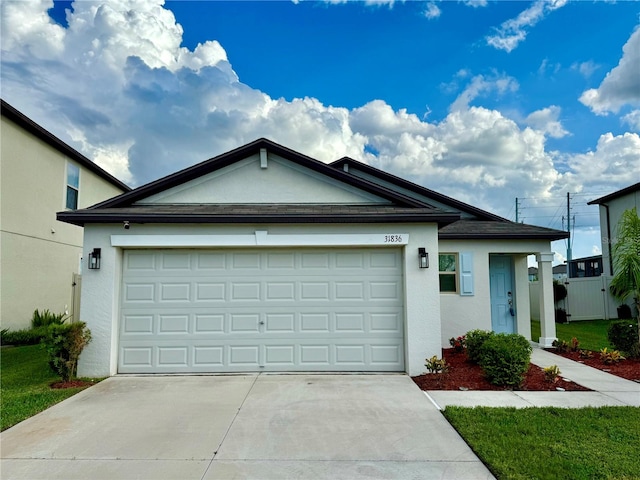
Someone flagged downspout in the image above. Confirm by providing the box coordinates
[603,203,613,276]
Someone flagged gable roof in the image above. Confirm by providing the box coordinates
[1,99,131,192]
[58,138,459,227]
[587,182,640,205]
[331,158,568,241]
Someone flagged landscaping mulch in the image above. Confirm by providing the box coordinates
[50,380,98,389]
[412,348,591,392]
[546,349,640,383]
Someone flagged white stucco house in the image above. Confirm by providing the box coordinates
[1,100,130,331]
[58,139,567,377]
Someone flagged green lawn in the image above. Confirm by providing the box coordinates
[445,406,640,480]
[0,345,96,431]
[530,319,638,351]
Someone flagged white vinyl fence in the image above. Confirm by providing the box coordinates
[530,275,629,322]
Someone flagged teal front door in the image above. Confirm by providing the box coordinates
[489,255,515,334]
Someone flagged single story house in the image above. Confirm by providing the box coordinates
[58,139,568,377]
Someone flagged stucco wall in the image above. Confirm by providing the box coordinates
[78,222,441,377]
[438,238,551,345]
[0,115,126,330]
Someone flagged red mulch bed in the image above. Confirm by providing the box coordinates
[50,379,97,389]
[545,349,640,383]
[412,348,591,391]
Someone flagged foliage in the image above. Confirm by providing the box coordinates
[599,347,625,365]
[443,406,640,480]
[608,207,640,354]
[552,339,570,353]
[448,335,466,353]
[0,326,48,346]
[555,307,568,323]
[553,281,568,303]
[31,309,67,329]
[42,322,92,382]
[579,349,594,359]
[424,355,449,374]
[607,321,640,358]
[1,345,97,431]
[531,319,636,352]
[478,333,532,387]
[464,329,495,364]
[570,337,580,352]
[543,365,561,383]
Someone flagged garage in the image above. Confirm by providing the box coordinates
[119,248,405,373]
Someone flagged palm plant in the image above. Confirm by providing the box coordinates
[609,207,640,349]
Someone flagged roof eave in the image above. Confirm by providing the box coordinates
[439,232,570,241]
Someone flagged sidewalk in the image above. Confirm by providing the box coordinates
[425,346,640,410]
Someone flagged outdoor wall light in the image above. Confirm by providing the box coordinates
[418,248,429,269]
[88,248,101,270]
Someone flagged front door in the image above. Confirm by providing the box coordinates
[489,255,515,334]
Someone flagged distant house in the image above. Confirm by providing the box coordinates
[58,138,568,378]
[0,100,130,331]
[552,263,567,281]
[528,266,538,281]
[568,255,603,278]
[588,182,640,276]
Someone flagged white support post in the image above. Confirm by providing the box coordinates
[536,252,557,347]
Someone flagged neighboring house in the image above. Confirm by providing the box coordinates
[528,267,538,281]
[568,255,603,278]
[553,263,567,281]
[588,182,640,276]
[1,100,130,331]
[58,139,567,377]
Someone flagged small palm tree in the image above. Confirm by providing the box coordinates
[609,207,640,349]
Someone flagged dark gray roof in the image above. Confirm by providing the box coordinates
[439,220,569,240]
[57,204,459,227]
[587,182,640,205]
[1,99,131,192]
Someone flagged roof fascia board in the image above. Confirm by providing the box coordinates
[587,182,640,205]
[1,99,131,192]
[331,157,507,222]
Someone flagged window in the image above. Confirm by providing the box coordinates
[66,163,79,209]
[439,253,458,293]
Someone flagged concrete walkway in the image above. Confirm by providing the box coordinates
[1,374,494,480]
[426,346,640,410]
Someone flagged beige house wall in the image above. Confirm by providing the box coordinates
[1,115,126,330]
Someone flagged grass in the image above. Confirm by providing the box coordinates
[530,318,638,351]
[444,406,640,480]
[0,345,96,431]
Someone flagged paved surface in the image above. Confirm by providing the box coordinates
[427,347,640,410]
[0,374,494,480]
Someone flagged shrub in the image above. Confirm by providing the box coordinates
[425,355,449,374]
[579,349,594,359]
[465,329,495,364]
[599,347,625,365]
[543,365,561,383]
[42,322,92,382]
[449,335,467,353]
[478,333,532,387]
[553,281,567,303]
[607,321,639,358]
[555,308,568,324]
[0,326,48,346]
[31,309,67,328]
[570,337,580,352]
[552,339,570,353]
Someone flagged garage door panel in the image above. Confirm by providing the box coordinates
[119,249,404,373]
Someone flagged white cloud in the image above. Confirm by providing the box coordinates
[423,2,441,20]
[580,25,640,114]
[486,0,568,53]
[571,60,599,78]
[463,0,488,7]
[525,106,569,138]
[622,109,640,131]
[449,73,519,112]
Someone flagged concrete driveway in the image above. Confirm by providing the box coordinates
[1,374,493,479]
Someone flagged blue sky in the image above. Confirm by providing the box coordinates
[2,0,640,264]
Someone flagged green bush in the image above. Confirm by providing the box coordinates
[607,321,639,358]
[479,333,532,387]
[465,329,495,364]
[0,327,48,346]
[42,322,92,382]
[31,309,67,328]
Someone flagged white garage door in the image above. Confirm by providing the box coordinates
[119,248,404,373]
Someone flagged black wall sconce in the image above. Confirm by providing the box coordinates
[418,248,429,269]
[88,248,101,270]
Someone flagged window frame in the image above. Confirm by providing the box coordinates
[438,253,459,293]
[66,162,80,210]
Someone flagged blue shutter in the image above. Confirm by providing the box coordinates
[459,252,474,296]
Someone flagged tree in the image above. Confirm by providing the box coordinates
[609,207,640,351]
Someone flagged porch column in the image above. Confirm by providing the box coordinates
[536,252,556,347]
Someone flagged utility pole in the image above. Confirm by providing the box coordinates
[566,192,572,265]
[515,197,519,223]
